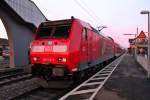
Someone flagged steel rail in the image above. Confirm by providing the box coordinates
[59,53,125,100]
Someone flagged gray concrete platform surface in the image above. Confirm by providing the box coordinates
[95,54,150,100]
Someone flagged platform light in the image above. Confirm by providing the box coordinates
[140,10,150,78]
[141,10,150,14]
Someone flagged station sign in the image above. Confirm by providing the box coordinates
[137,31,146,39]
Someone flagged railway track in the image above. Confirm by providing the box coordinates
[9,56,123,100]
[0,72,32,86]
[0,67,40,100]
[0,68,25,84]
[14,83,72,100]
[8,69,102,99]
[59,54,125,100]
[0,55,124,100]
[0,77,40,100]
[13,77,76,100]
[10,64,107,99]
[0,58,9,68]
[0,66,69,100]
[0,67,24,76]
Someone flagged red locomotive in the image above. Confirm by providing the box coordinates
[29,17,123,80]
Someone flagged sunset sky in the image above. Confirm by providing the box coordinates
[0,0,150,48]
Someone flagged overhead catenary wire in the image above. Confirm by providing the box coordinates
[73,0,101,25]
[78,0,103,24]
[73,0,107,33]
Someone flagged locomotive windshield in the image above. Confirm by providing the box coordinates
[36,27,52,39]
[36,24,71,39]
[52,25,70,38]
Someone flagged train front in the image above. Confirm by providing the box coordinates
[29,19,73,79]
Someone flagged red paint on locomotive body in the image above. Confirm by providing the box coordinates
[29,18,123,78]
[114,43,123,57]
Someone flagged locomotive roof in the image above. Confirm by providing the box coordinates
[106,36,114,41]
[39,18,114,43]
[40,18,98,32]
[40,19,72,27]
[77,19,115,42]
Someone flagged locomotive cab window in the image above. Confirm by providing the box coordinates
[52,25,70,38]
[36,24,71,39]
[36,27,52,39]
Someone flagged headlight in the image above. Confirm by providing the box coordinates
[57,58,67,62]
[53,45,67,52]
[33,57,37,61]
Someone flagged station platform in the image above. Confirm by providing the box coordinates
[95,54,150,100]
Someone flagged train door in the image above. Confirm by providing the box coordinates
[101,38,106,58]
[99,36,103,58]
[80,28,91,66]
[87,29,92,65]
[81,28,88,65]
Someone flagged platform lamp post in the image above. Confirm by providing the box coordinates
[140,10,150,78]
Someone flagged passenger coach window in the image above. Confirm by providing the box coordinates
[82,28,87,40]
